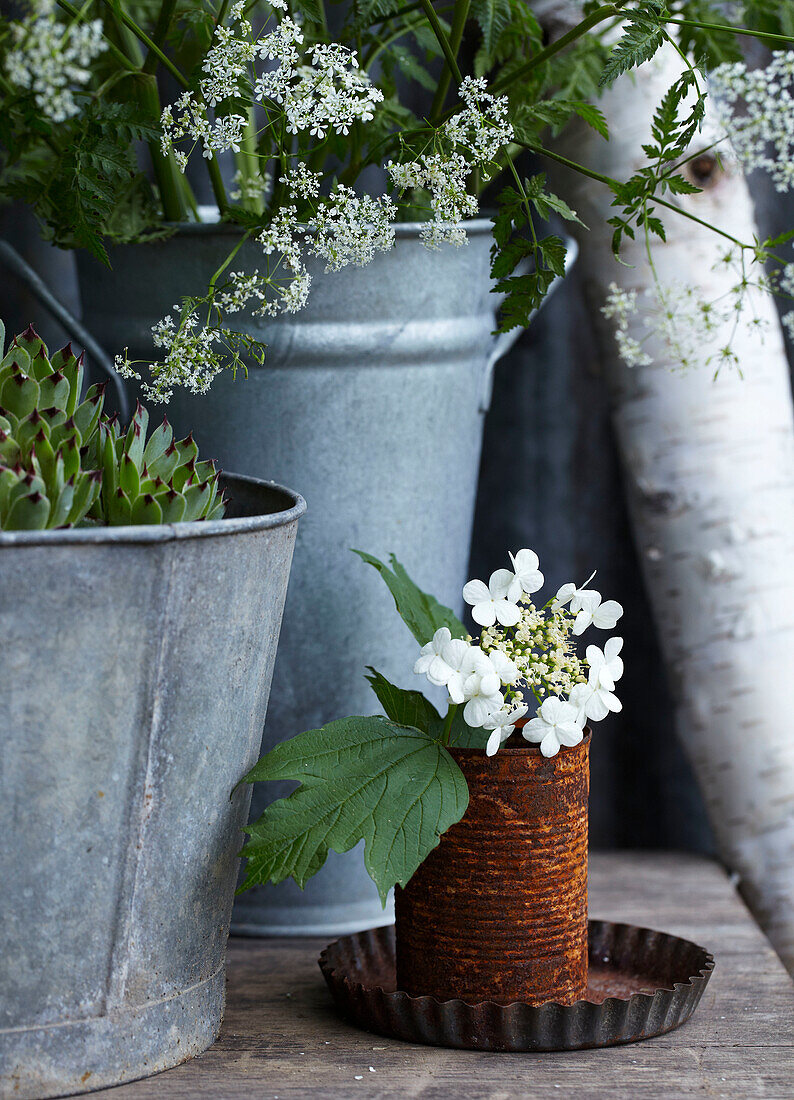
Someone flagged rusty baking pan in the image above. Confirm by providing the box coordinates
[319,920,715,1052]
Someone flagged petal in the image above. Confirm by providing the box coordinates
[413,654,433,675]
[486,729,502,756]
[489,568,518,599]
[432,626,452,650]
[446,672,465,704]
[441,638,469,670]
[571,589,600,614]
[540,731,560,758]
[608,657,624,683]
[426,655,453,686]
[556,722,584,747]
[585,692,609,722]
[463,579,490,606]
[471,601,496,627]
[554,582,576,607]
[604,636,624,661]
[495,600,521,627]
[585,644,605,669]
[520,570,544,595]
[522,717,547,743]
[512,548,539,572]
[478,670,500,696]
[489,650,520,685]
[603,690,622,714]
[592,600,623,629]
[573,608,591,635]
[463,695,492,726]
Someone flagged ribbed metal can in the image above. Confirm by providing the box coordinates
[394,736,590,1006]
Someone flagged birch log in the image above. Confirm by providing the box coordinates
[535,33,794,971]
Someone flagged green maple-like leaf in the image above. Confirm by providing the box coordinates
[354,549,468,644]
[240,715,469,904]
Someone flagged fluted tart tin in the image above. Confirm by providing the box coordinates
[319,922,715,1052]
[395,735,590,1006]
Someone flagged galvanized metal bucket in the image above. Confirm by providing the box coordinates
[0,474,305,1100]
[77,223,573,936]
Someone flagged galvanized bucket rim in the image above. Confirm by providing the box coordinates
[451,729,592,759]
[0,471,306,547]
[165,215,496,240]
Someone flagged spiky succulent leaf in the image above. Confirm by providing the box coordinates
[5,489,50,530]
[0,324,223,529]
[1,367,39,419]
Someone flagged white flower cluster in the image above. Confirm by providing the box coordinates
[710,52,794,193]
[413,548,624,758]
[602,265,768,374]
[387,76,514,249]
[777,262,794,345]
[601,284,652,368]
[161,10,382,164]
[5,0,107,123]
[116,307,229,402]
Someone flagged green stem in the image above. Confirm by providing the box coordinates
[525,141,749,249]
[207,156,230,215]
[208,230,251,295]
[137,73,186,221]
[417,0,462,84]
[654,196,746,249]
[665,16,794,48]
[441,704,458,746]
[98,0,190,89]
[142,0,178,75]
[519,140,617,187]
[490,4,624,96]
[430,0,470,122]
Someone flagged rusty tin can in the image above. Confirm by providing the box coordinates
[395,735,590,1006]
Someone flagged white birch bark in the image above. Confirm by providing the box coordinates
[533,29,794,971]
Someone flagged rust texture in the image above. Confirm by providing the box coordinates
[318,921,716,1052]
[394,735,590,1006]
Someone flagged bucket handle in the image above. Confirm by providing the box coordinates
[479,237,578,413]
[0,240,130,422]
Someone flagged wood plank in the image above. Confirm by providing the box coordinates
[94,853,794,1099]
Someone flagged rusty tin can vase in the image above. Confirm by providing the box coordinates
[395,734,590,1006]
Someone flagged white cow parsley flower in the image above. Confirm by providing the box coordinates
[5,0,107,123]
[463,569,522,627]
[710,51,794,194]
[309,187,396,272]
[387,77,513,249]
[522,697,584,758]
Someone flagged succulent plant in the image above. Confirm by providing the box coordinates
[0,323,104,530]
[0,322,225,531]
[86,402,225,526]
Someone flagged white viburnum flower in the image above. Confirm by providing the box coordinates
[522,697,584,758]
[509,548,544,595]
[570,589,623,635]
[484,704,529,757]
[414,627,453,684]
[462,676,504,727]
[463,569,522,627]
[578,638,624,721]
[487,648,520,686]
[553,570,597,609]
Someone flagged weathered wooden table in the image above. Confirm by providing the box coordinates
[97,853,794,1099]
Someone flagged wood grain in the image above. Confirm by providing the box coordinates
[93,853,794,1099]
